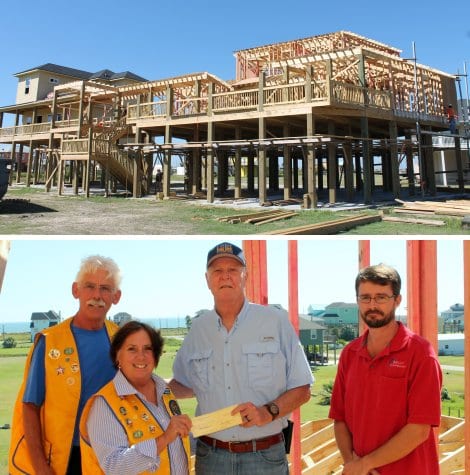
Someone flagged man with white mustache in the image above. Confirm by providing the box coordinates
[9,255,122,475]
[329,263,442,475]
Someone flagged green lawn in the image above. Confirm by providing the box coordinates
[0,336,464,475]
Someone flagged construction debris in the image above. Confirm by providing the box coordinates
[217,209,297,225]
[395,199,470,217]
[265,213,382,235]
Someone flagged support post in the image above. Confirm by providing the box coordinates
[406,240,438,351]
[243,240,267,305]
[463,240,470,474]
[287,240,301,475]
[358,241,370,335]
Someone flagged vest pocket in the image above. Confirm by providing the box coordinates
[11,435,52,473]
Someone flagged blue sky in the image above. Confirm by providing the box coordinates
[0,238,464,324]
[0,0,468,107]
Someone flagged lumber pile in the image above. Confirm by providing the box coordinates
[265,213,382,235]
[395,199,470,217]
[217,209,297,225]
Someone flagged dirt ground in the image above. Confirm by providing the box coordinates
[0,188,198,235]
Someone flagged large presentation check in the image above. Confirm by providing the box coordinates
[191,405,243,437]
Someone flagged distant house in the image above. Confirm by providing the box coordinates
[438,333,464,356]
[318,302,358,327]
[440,304,464,333]
[30,310,61,342]
[113,312,132,326]
[298,315,327,348]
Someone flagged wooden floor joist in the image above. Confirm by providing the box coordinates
[190,416,465,474]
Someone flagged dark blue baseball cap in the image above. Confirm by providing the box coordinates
[206,242,246,268]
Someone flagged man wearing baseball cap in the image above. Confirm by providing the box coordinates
[170,242,313,475]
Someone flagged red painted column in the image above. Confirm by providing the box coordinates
[243,240,268,305]
[406,240,438,352]
[358,240,370,335]
[288,240,301,475]
[463,241,470,473]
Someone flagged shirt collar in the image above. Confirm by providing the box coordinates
[113,369,166,399]
[354,321,409,358]
[216,298,249,331]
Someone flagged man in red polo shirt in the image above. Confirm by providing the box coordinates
[329,263,442,475]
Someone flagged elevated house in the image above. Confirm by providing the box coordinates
[318,302,358,326]
[298,314,327,346]
[0,31,466,206]
[30,310,61,342]
[440,303,464,333]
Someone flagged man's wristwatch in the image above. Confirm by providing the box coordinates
[264,402,280,420]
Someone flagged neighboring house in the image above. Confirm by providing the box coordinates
[440,303,464,333]
[438,333,464,356]
[30,310,61,342]
[113,312,133,326]
[14,63,147,105]
[318,302,358,327]
[298,315,327,349]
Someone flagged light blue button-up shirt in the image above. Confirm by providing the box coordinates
[173,300,313,441]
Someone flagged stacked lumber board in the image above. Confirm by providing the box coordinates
[217,209,297,225]
[395,199,470,217]
[265,213,382,235]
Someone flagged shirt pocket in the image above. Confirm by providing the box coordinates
[187,349,213,393]
[242,341,280,390]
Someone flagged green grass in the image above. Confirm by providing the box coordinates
[0,334,464,475]
[2,186,469,235]
[0,356,26,475]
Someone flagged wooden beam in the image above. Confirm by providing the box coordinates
[243,240,268,305]
[464,240,470,474]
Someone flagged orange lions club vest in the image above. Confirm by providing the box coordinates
[80,381,191,474]
[8,317,118,475]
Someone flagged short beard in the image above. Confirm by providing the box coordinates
[361,309,395,328]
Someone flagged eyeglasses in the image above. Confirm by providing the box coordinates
[357,294,395,304]
[81,283,115,294]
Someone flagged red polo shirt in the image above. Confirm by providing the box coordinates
[329,322,442,474]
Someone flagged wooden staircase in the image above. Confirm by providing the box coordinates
[60,118,149,195]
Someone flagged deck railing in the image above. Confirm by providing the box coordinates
[330,81,392,109]
[61,138,88,154]
[0,122,52,138]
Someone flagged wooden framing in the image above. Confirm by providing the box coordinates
[0,31,464,204]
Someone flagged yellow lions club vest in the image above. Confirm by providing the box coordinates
[8,317,118,475]
[80,381,191,474]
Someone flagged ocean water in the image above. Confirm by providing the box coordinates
[0,317,186,334]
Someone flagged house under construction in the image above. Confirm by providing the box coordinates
[0,31,466,207]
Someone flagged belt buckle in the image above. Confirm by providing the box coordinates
[228,441,236,452]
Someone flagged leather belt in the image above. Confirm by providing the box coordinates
[199,433,283,453]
